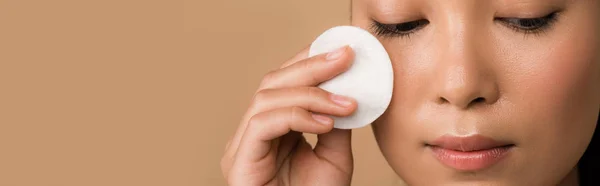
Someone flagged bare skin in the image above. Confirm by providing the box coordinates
[352,0,600,185]
[221,46,357,186]
[222,0,600,185]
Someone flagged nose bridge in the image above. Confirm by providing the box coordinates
[433,11,498,109]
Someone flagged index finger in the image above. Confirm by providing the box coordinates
[259,46,354,91]
[279,45,310,69]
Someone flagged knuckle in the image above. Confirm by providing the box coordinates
[250,89,270,111]
[247,112,270,133]
[289,106,306,121]
[300,58,314,70]
[252,89,269,103]
[259,70,277,87]
[301,87,329,111]
[305,86,325,98]
[247,114,262,128]
[301,60,320,83]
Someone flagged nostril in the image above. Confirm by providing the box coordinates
[437,97,487,107]
[473,97,486,103]
[439,97,449,104]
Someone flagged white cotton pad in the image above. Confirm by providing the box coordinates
[309,26,394,129]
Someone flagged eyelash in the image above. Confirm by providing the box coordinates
[495,12,560,36]
[370,12,560,38]
[371,19,429,38]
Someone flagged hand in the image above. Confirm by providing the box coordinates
[221,46,357,186]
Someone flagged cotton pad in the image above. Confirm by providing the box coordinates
[309,26,394,129]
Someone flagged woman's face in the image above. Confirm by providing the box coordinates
[351,0,600,185]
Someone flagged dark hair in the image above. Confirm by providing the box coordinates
[578,112,599,185]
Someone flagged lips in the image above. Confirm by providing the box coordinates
[427,135,515,171]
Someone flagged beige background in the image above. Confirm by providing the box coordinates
[0,0,402,185]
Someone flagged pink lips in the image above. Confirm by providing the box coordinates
[428,135,514,171]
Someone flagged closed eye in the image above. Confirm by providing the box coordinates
[370,11,559,38]
[495,12,560,35]
[371,19,430,38]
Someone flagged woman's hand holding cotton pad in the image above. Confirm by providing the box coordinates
[222,25,392,185]
[309,26,394,129]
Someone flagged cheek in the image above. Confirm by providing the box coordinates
[508,38,599,123]
[502,22,600,138]
[511,37,598,155]
[370,39,444,181]
[495,11,600,178]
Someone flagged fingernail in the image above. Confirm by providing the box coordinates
[326,46,347,61]
[330,94,354,107]
[312,114,332,125]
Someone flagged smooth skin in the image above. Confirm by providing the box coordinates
[221,46,357,186]
[223,0,600,185]
[352,0,599,185]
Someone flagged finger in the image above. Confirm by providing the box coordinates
[235,107,334,163]
[223,46,354,174]
[227,46,352,156]
[273,131,302,171]
[259,46,354,90]
[279,45,310,69]
[223,46,331,156]
[251,87,357,118]
[224,87,357,162]
[314,129,353,175]
[224,46,309,156]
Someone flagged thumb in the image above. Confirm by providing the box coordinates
[313,128,353,173]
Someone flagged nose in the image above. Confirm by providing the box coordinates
[432,28,499,110]
[434,64,499,109]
